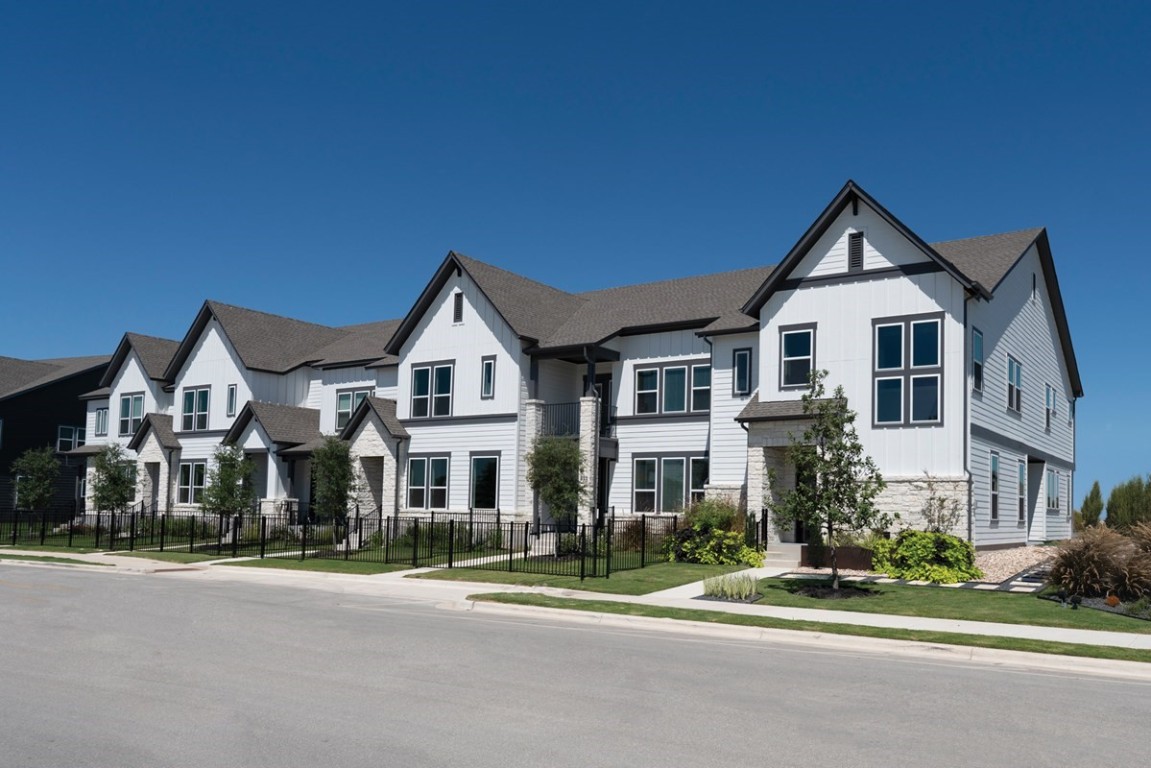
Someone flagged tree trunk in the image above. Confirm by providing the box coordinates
[827,520,839,591]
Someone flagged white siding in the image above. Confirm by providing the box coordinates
[316,366,377,434]
[536,359,581,403]
[105,351,171,454]
[609,420,711,515]
[789,205,932,280]
[401,419,519,514]
[375,366,399,400]
[248,368,311,409]
[615,330,710,418]
[708,332,757,489]
[169,320,252,434]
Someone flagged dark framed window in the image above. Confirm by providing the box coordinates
[780,326,815,389]
[481,356,496,399]
[337,389,371,430]
[634,360,709,415]
[408,456,449,509]
[470,455,499,510]
[1017,460,1027,523]
[411,363,454,418]
[94,408,109,437]
[691,365,711,412]
[1045,384,1055,431]
[56,426,85,453]
[226,384,238,417]
[990,452,1000,522]
[971,328,984,392]
[119,393,144,436]
[635,369,659,415]
[872,314,942,426]
[662,367,687,413]
[1007,356,1022,412]
[733,348,752,396]
[632,455,708,513]
[181,387,210,431]
[178,462,206,504]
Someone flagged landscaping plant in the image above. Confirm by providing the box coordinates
[702,573,759,601]
[1047,525,1134,598]
[90,444,136,514]
[10,446,60,512]
[664,498,763,567]
[201,445,256,519]
[526,436,586,528]
[870,529,982,584]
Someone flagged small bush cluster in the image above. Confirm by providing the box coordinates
[664,499,763,567]
[702,573,759,601]
[1048,525,1151,600]
[871,529,982,584]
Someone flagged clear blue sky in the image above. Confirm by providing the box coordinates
[1,1,1147,501]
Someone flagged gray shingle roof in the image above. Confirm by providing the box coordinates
[205,301,349,373]
[735,393,831,422]
[339,396,409,441]
[930,228,1044,293]
[101,333,180,387]
[235,401,322,446]
[454,253,587,343]
[127,413,181,451]
[310,319,402,368]
[540,266,775,349]
[0,354,110,401]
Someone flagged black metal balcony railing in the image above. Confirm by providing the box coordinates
[541,402,581,437]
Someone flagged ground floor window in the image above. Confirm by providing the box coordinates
[990,452,999,521]
[1017,460,1027,523]
[470,455,499,509]
[178,462,206,504]
[632,455,708,513]
[1046,468,1061,512]
[408,456,448,509]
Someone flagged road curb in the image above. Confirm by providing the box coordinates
[459,599,1151,682]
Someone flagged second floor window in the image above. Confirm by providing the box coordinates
[972,329,984,392]
[336,389,371,430]
[182,387,210,431]
[119,393,143,436]
[873,315,942,426]
[780,327,814,388]
[1045,384,1056,430]
[1007,356,1023,412]
[635,363,710,415]
[481,357,496,399]
[733,348,752,396]
[94,407,109,437]
[412,363,453,418]
[226,384,238,417]
[57,426,85,453]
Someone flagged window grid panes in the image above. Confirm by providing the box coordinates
[226,384,237,417]
[1018,460,1027,523]
[781,329,813,387]
[733,349,752,395]
[481,357,496,399]
[635,369,659,415]
[182,387,209,431]
[178,462,206,504]
[662,367,687,413]
[94,408,109,437]
[336,389,371,430]
[872,316,941,426]
[633,459,656,512]
[691,365,711,412]
[1007,356,1023,412]
[119,394,143,436]
[972,329,984,392]
[632,456,708,513]
[990,453,999,521]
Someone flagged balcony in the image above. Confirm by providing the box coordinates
[541,402,580,437]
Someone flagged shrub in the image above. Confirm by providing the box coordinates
[1048,526,1133,598]
[665,528,764,567]
[872,529,981,584]
[702,573,759,601]
[1126,521,1151,554]
[684,498,742,534]
[1113,553,1151,601]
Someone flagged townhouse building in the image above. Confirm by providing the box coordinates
[68,181,1081,548]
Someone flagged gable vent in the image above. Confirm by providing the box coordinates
[848,232,864,272]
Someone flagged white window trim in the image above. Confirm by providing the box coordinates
[480,357,496,400]
[690,364,711,413]
[874,323,904,371]
[94,407,109,437]
[780,328,814,389]
[990,451,1000,522]
[632,455,709,513]
[909,374,941,424]
[910,319,941,369]
[635,368,660,415]
[874,376,904,424]
[226,384,238,418]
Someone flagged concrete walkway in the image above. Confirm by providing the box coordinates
[4,549,1151,653]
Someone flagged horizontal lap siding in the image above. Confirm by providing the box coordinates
[609,419,710,515]
[402,418,520,514]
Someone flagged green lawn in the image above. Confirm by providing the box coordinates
[408,562,742,595]
[1,544,104,554]
[0,553,112,566]
[218,558,412,575]
[471,593,1151,664]
[759,578,1151,634]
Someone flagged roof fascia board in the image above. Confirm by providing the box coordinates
[1035,230,1083,397]
[162,302,216,382]
[383,253,460,356]
[99,334,134,388]
[742,181,978,315]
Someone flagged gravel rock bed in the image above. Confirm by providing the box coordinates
[786,545,1058,585]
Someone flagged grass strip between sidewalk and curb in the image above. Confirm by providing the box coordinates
[216,559,413,575]
[2,544,104,554]
[470,593,1151,664]
[407,562,742,595]
[112,551,229,564]
[0,553,113,567]
[759,578,1151,634]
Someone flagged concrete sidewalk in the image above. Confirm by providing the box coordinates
[4,548,1151,653]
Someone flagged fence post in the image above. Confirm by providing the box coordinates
[259,516,267,559]
[411,520,420,568]
[159,514,166,551]
[507,522,515,572]
[232,515,241,558]
[129,512,136,551]
[344,516,351,561]
[579,524,587,581]
[605,516,612,579]
[10,514,17,546]
[640,514,647,569]
[188,514,195,553]
[384,517,391,564]
[300,520,308,560]
[110,511,119,551]
[68,516,74,548]
[448,519,455,568]
[39,509,46,546]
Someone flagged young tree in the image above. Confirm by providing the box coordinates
[771,370,889,590]
[526,435,586,527]
[1105,475,1151,529]
[201,445,256,518]
[1079,480,1104,529]
[90,444,136,514]
[310,437,356,522]
[10,446,60,512]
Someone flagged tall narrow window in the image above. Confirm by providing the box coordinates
[178,462,206,504]
[661,458,686,512]
[662,367,687,413]
[226,384,238,417]
[1046,468,1060,511]
[690,458,709,504]
[1007,356,1023,412]
[412,367,430,418]
[1045,384,1055,431]
[733,348,752,396]
[432,364,453,416]
[470,455,499,509]
[633,459,656,512]
[990,452,1000,522]
[635,369,659,414]
[690,365,711,412]
[780,327,814,388]
[972,328,984,392]
[453,292,464,323]
[94,408,109,437]
[848,231,864,272]
[119,393,144,436]
[1018,460,1027,523]
[481,356,496,399]
[182,387,210,431]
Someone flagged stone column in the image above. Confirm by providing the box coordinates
[519,399,545,519]
[577,395,600,524]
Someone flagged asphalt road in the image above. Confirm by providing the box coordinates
[1,564,1148,768]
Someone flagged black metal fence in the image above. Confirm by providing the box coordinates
[0,508,683,580]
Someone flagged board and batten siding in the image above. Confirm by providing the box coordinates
[707,332,757,492]
[757,209,968,477]
[169,319,254,434]
[399,418,519,514]
[395,270,525,420]
[788,205,935,280]
[105,350,170,452]
[315,366,377,435]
